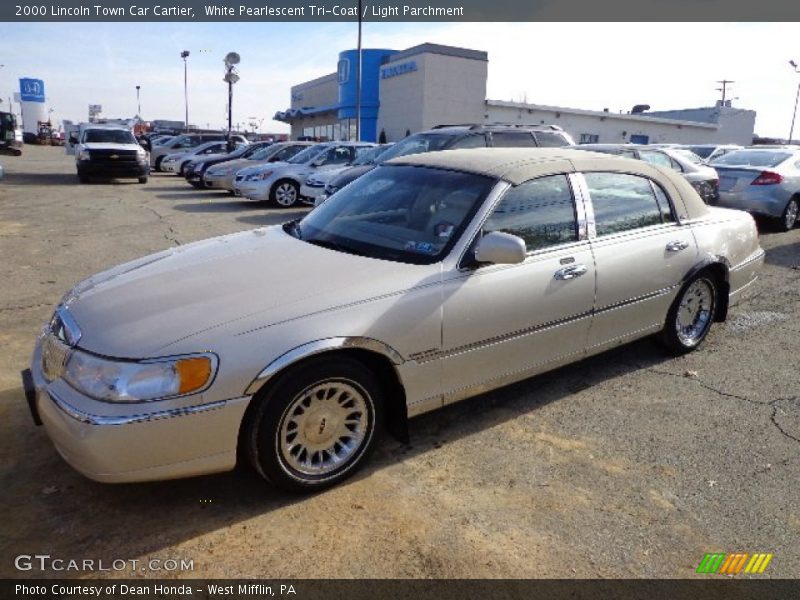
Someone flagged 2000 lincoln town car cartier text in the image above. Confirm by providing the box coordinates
[22,149,765,491]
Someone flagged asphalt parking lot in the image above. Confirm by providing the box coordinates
[0,145,798,579]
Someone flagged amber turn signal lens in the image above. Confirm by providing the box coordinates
[175,357,213,394]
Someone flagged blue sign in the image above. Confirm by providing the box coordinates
[19,78,45,103]
[381,61,417,79]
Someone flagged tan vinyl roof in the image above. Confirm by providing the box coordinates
[386,148,710,221]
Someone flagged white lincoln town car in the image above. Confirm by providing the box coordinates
[22,148,764,492]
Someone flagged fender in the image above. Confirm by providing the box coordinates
[244,336,405,396]
[681,254,731,322]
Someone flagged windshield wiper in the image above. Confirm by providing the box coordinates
[305,238,364,256]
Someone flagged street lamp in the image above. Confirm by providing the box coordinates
[789,60,800,144]
[135,85,141,118]
[181,50,190,130]
[223,52,240,151]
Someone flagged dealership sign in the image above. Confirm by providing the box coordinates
[19,78,45,103]
[381,61,417,79]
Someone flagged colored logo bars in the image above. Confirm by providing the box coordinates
[696,552,773,575]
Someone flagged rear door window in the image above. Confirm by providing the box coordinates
[451,134,487,149]
[584,172,669,236]
[491,132,536,147]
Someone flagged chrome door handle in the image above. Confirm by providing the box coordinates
[666,240,689,252]
[554,264,588,280]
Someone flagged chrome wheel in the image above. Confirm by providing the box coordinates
[675,278,714,347]
[784,199,798,231]
[273,182,299,207]
[278,379,369,477]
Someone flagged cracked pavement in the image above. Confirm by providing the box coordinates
[0,146,798,579]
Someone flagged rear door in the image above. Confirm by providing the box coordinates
[577,168,698,351]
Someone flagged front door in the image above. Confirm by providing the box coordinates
[439,172,596,402]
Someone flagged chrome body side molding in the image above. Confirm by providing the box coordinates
[244,337,405,396]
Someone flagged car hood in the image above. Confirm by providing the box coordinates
[237,161,291,177]
[329,164,374,188]
[81,143,141,151]
[63,226,436,358]
[207,158,253,174]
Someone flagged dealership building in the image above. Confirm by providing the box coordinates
[274,43,755,146]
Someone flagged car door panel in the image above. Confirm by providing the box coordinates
[440,243,595,402]
[575,169,699,350]
[438,171,595,402]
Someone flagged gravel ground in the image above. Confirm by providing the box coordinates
[1,146,798,579]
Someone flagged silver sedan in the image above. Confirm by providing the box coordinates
[712,148,800,231]
[23,148,763,492]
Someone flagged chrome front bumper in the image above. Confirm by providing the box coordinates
[25,336,250,483]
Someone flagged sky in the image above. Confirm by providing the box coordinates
[1,22,798,138]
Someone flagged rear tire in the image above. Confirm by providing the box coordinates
[659,273,717,355]
[778,198,799,232]
[245,356,383,492]
[138,176,148,184]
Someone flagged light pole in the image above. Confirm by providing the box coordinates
[355,0,362,141]
[181,50,190,130]
[223,52,240,152]
[135,85,141,117]
[789,60,800,144]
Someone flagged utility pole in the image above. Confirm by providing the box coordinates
[355,0,362,141]
[716,79,734,105]
[789,61,800,144]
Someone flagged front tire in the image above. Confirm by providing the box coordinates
[154,156,164,172]
[659,273,717,355]
[778,197,799,232]
[138,176,148,184]
[270,180,300,208]
[246,356,383,492]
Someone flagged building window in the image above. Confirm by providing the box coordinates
[579,133,599,144]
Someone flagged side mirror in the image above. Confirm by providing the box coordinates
[474,231,526,265]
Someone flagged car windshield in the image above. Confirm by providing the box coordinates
[670,148,703,164]
[375,133,457,163]
[293,165,494,265]
[287,144,329,164]
[712,150,792,168]
[231,144,259,158]
[352,144,390,166]
[249,145,282,160]
[686,146,715,159]
[82,129,136,144]
[153,137,173,146]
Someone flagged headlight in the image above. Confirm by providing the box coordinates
[325,185,339,195]
[306,176,322,186]
[78,148,91,161]
[137,147,147,160]
[63,350,217,402]
[257,170,273,181]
